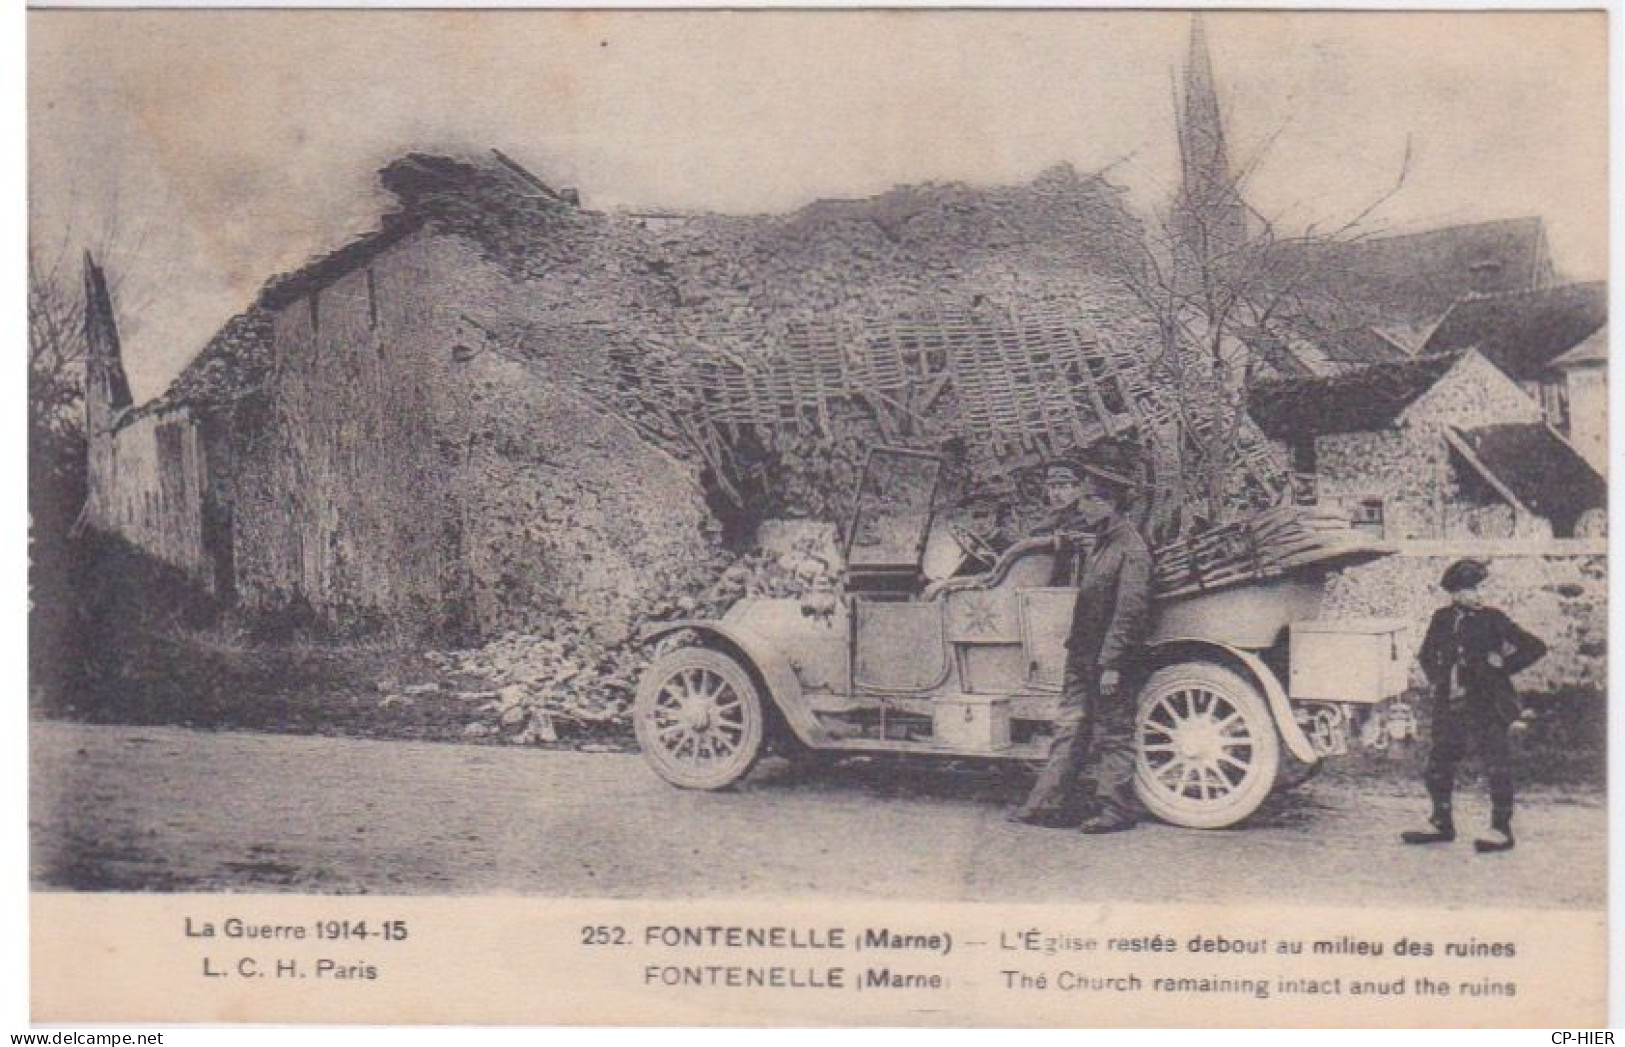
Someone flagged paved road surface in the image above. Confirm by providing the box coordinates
[30,721,1605,908]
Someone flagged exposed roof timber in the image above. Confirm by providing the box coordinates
[1442,425,1530,516]
[490,148,566,202]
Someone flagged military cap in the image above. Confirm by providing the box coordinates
[1041,456,1138,496]
[1076,459,1139,494]
[1440,558,1490,593]
[1041,458,1085,484]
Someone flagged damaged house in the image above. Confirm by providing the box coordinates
[1241,207,1608,542]
[1418,281,1609,476]
[82,151,1163,640]
[83,20,1605,644]
[1250,341,1607,542]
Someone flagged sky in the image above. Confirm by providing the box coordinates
[28,9,1609,402]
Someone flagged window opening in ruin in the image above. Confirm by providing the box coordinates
[1467,258,1505,293]
[1291,437,1317,474]
[1351,497,1385,537]
[308,290,321,338]
[1523,378,1570,432]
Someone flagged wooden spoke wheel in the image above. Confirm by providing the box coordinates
[634,648,765,790]
[1134,662,1280,829]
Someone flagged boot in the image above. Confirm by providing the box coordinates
[1006,806,1075,829]
[1077,805,1138,834]
[1475,807,1515,853]
[1401,803,1455,845]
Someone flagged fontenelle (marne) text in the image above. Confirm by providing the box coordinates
[634,926,952,953]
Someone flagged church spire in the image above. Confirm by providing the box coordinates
[1175,14,1248,261]
[82,251,134,531]
[83,251,133,423]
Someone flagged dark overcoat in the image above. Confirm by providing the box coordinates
[1064,513,1154,677]
[1416,605,1547,725]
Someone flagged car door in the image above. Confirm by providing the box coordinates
[1018,588,1075,691]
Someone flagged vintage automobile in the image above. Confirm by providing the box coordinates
[635,448,1407,828]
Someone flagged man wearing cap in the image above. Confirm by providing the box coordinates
[1028,459,1095,585]
[1010,458,1154,834]
[1402,558,1546,853]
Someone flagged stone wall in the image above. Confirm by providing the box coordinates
[1401,349,1547,432]
[445,352,714,642]
[224,230,715,640]
[90,406,220,593]
[413,230,718,641]
[1565,364,1608,476]
[1312,352,1551,541]
[1321,544,1607,694]
[227,235,455,634]
[1315,430,1441,540]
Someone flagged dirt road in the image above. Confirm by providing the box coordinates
[30,721,1604,908]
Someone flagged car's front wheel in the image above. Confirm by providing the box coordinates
[634,647,765,790]
[1133,662,1281,829]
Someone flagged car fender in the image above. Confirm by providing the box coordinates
[1146,637,1318,765]
[642,620,827,746]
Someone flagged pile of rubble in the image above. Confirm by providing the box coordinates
[399,535,840,745]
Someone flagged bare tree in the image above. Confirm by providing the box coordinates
[30,250,86,415]
[28,242,94,702]
[28,242,90,512]
[1111,134,1413,542]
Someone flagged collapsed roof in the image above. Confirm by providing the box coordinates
[139,151,1158,453]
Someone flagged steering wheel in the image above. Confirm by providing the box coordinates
[951,525,1000,568]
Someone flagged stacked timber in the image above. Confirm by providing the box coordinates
[1152,506,1389,599]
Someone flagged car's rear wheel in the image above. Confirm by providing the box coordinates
[1134,662,1280,829]
[635,647,765,790]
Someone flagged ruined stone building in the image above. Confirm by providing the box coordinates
[82,150,1159,640]
[82,18,1607,641]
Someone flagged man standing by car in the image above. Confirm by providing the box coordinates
[1029,458,1094,586]
[1010,458,1153,834]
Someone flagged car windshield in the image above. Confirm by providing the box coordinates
[845,448,941,570]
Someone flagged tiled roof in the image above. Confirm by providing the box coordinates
[1549,326,1608,369]
[258,215,425,311]
[1420,281,1607,381]
[1314,326,1414,369]
[1267,217,1552,328]
[125,310,276,422]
